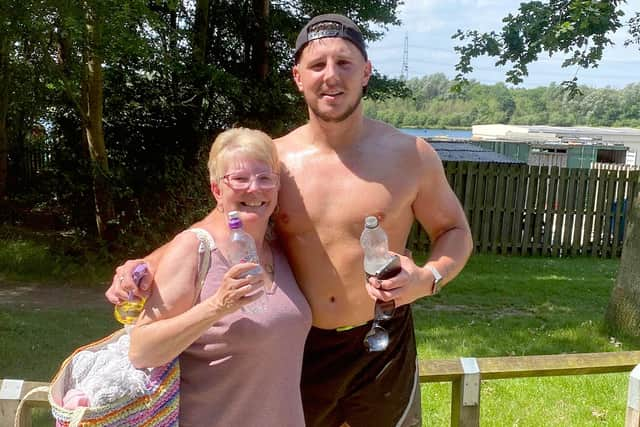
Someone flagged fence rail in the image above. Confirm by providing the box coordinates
[418,351,640,427]
[4,352,640,426]
[591,162,640,171]
[409,162,640,258]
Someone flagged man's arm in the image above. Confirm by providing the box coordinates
[413,139,473,287]
[105,243,169,304]
[366,138,473,306]
[105,212,216,304]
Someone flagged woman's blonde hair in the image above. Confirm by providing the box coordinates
[208,128,279,183]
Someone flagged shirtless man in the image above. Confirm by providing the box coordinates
[107,14,473,427]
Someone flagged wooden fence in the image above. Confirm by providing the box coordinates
[409,162,640,258]
[9,144,52,181]
[12,148,640,259]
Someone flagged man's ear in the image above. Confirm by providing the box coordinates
[362,60,372,87]
[292,65,304,92]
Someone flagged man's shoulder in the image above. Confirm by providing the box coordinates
[363,120,439,170]
[365,118,423,146]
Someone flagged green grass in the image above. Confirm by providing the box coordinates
[412,253,635,426]
[1,247,637,426]
[0,228,114,286]
[1,308,116,427]
[0,308,115,380]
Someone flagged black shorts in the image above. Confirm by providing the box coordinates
[301,305,419,427]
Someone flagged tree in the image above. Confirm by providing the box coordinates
[0,0,37,200]
[452,1,639,95]
[83,1,115,241]
[47,0,144,242]
[451,0,640,339]
[1,0,58,202]
[0,28,8,200]
[606,191,640,340]
[1,0,405,247]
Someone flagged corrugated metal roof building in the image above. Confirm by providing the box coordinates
[428,141,525,164]
[471,124,639,168]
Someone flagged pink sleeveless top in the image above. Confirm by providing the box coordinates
[179,241,311,427]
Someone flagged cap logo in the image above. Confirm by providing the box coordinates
[307,22,344,41]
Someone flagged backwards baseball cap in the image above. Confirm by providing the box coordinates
[294,13,368,63]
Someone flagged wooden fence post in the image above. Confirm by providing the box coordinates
[0,379,49,427]
[451,357,480,427]
[0,379,23,427]
[626,364,640,427]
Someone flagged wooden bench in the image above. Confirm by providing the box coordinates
[4,351,640,427]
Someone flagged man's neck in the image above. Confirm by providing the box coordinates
[307,109,366,150]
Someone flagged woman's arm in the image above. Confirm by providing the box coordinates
[128,232,264,368]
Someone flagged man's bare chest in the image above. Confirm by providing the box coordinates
[277,160,415,235]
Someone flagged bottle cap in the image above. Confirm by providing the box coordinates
[365,216,379,229]
[131,263,148,284]
[228,211,242,229]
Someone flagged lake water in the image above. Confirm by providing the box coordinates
[399,128,472,139]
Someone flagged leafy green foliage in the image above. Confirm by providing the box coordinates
[626,12,640,46]
[2,0,403,246]
[365,74,640,129]
[365,70,411,101]
[0,226,114,285]
[292,0,402,41]
[452,1,636,94]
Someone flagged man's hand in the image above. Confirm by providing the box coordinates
[106,259,154,304]
[364,252,436,307]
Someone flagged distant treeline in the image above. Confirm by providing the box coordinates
[363,73,640,129]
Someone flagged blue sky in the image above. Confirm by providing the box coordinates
[367,0,640,88]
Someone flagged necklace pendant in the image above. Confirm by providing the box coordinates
[263,263,274,275]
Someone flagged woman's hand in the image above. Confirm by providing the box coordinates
[206,263,266,317]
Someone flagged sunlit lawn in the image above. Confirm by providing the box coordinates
[1,246,636,426]
[413,253,634,426]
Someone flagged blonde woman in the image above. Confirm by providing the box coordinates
[128,128,311,427]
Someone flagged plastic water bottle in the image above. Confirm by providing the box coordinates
[361,216,400,351]
[360,216,401,280]
[114,263,149,325]
[227,211,267,313]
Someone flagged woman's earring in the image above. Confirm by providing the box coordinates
[216,203,224,213]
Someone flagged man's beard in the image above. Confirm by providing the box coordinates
[308,91,362,123]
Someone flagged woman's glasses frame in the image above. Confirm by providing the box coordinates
[222,172,280,191]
